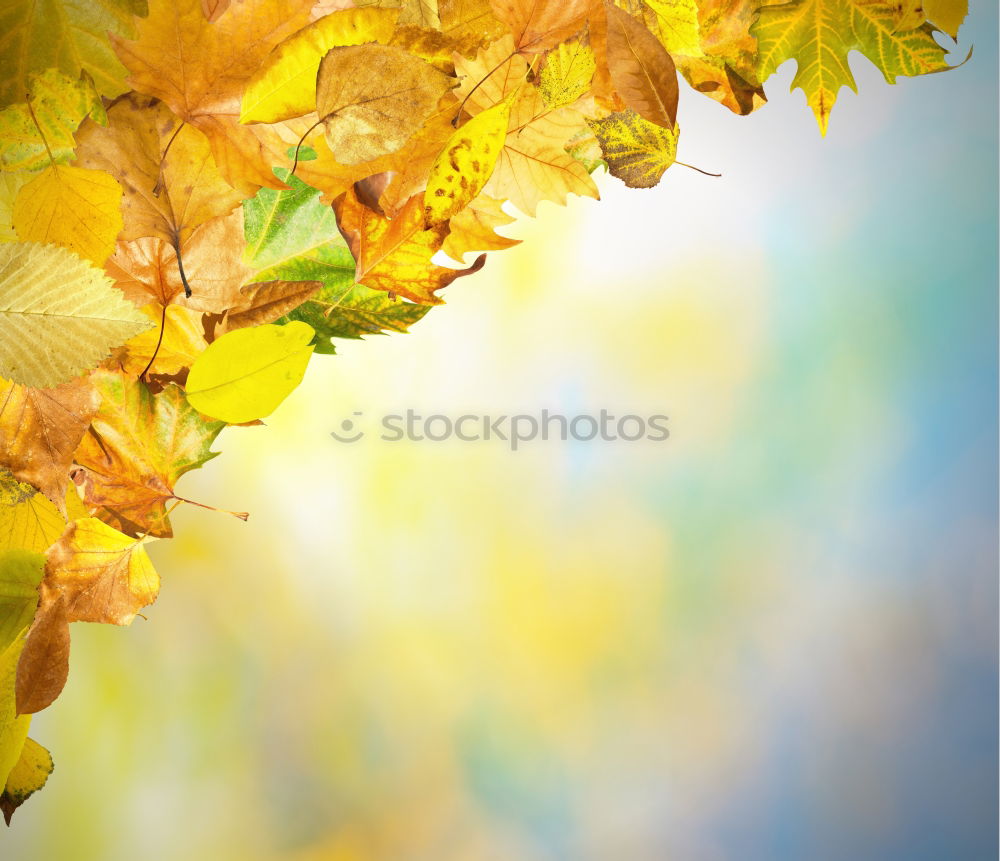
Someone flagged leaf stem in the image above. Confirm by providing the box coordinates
[138,302,169,381]
[675,161,721,177]
[173,495,250,521]
[172,236,193,297]
[291,119,323,175]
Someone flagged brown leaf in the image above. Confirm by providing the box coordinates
[15,597,70,716]
[216,281,323,334]
[604,2,679,129]
[74,93,244,260]
[0,378,100,513]
[317,44,456,166]
[104,210,254,314]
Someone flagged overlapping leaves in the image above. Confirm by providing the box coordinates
[0,0,967,824]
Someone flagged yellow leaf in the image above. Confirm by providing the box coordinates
[121,304,209,377]
[441,195,520,262]
[754,0,957,133]
[0,242,151,389]
[425,99,511,226]
[0,631,30,791]
[317,44,455,165]
[1,736,52,824]
[44,517,159,626]
[0,173,30,244]
[240,8,400,124]
[0,551,43,654]
[644,0,702,56]
[589,109,679,188]
[540,39,596,108]
[12,165,123,266]
[185,322,316,424]
[923,0,967,38]
[0,471,66,555]
[358,0,440,28]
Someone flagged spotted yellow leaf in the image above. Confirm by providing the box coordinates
[1,736,52,824]
[539,39,596,108]
[425,99,511,226]
[590,109,679,188]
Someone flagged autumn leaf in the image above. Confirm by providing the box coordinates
[1,736,53,825]
[488,0,591,52]
[439,0,507,55]
[441,194,520,261]
[213,281,323,334]
[334,187,485,304]
[645,0,702,56]
[0,243,151,389]
[0,631,31,779]
[105,210,254,314]
[185,322,315,423]
[14,597,69,716]
[425,98,512,226]
[12,166,124,266]
[540,39,597,108]
[0,0,145,108]
[72,371,225,538]
[316,44,456,165]
[241,8,400,125]
[604,2,679,130]
[43,517,159,626]
[0,174,30,244]
[112,0,316,192]
[0,69,106,171]
[244,169,430,349]
[74,93,244,272]
[359,0,441,28]
[589,108,679,187]
[0,376,100,511]
[120,304,209,377]
[754,0,958,133]
[0,551,44,653]
[0,471,68,555]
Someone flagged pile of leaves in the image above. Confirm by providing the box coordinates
[0,0,966,822]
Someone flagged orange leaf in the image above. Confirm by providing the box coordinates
[0,377,100,514]
[15,598,69,716]
[334,188,485,305]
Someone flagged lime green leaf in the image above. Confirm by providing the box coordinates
[0,551,43,654]
[0,243,152,388]
[0,0,147,108]
[185,322,316,423]
[754,0,957,133]
[1,736,53,824]
[0,69,106,171]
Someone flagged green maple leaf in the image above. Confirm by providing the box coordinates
[243,168,430,354]
[754,0,959,133]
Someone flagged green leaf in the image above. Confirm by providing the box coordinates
[244,169,430,351]
[185,322,316,424]
[0,0,147,109]
[754,0,957,134]
[0,69,106,171]
[0,242,152,388]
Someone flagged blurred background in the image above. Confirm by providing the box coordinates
[8,5,997,859]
